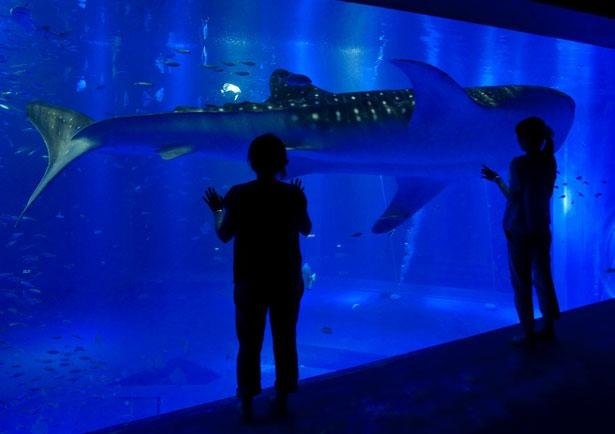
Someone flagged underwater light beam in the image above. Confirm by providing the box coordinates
[18,60,575,233]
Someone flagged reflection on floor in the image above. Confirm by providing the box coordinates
[0,278,518,433]
[92,298,615,434]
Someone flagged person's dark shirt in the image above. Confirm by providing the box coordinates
[218,179,310,293]
[503,150,556,235]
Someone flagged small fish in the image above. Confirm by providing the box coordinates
[578,192,584,197]
[560,194,566,198]
[76,78,87,92]
[220,82,241,101]
[47,350,60,355]
[202,64,219,69]
[174,48,191,54]
[302,263,316,289]
[11,372,25,378]
[575,175,582,180]
[320,326,333,334]
[74,346,86,352]
[306,233,316,238]
[222,61,236,66]
[69,368,82,374]
[350,232,363,237]
[594,193,602,198]
[133,81,153,87]
[164,60,181,67]
[241,61,256,66]
[213,68,224,72]
[9,322,26,327]
[606,267,615,273]
[234,71,250,76]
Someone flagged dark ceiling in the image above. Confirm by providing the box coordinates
[342,0,615,49]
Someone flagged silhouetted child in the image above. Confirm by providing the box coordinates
[204,133,311,421]
[482,117,560,347]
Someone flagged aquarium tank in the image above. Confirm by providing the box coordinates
[0,0,613,432]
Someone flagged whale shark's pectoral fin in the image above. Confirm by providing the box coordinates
[372,177,447,234]
[158,144,195,160]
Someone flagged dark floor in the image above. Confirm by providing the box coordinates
[91,299,615,434]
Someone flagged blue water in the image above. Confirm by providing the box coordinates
[0,1,613,432]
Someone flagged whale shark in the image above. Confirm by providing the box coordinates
[21,60,575,232]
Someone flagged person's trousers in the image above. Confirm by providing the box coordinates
[507,231,560,335]
[234,290,302,398]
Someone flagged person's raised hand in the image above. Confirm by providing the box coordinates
[481,165,499,181]
[291,178,304,192]
[203,187,223,212]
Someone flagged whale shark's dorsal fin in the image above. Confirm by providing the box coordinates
[390,59,480,125]
[268,69,330,102]
[391,59,475,108]
[389,59,484,147]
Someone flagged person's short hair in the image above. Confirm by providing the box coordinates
[515,117,547,151]
[248,133,288,177]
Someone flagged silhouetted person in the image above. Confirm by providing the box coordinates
[203,133,311,421]
[482,117,560,347]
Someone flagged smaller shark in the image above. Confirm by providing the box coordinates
[21,60,575,232]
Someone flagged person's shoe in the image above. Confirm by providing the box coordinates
[239,397,254,423]
[510,334,536,348]
[536,328,557,342]
[269,393,288,418]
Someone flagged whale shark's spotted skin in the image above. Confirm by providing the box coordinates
[175,69,531,134]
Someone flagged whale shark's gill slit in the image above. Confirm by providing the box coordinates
[18,103,98,222]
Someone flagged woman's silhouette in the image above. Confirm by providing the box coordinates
[204,133,311,420]
[482,117,560,347]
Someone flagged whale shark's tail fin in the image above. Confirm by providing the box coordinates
[18,103,96,223]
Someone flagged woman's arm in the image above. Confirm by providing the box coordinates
[203,187,235,243]
[481,165,510,199]
[291,178,312,236]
